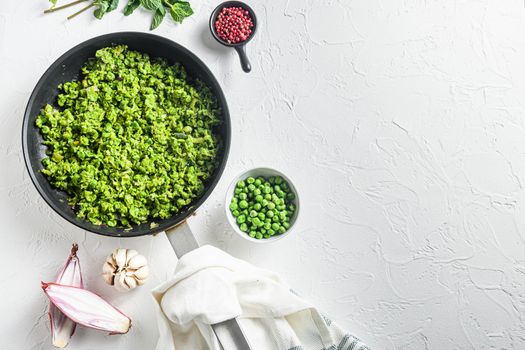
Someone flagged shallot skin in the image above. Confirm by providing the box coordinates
[42,282,132,335]
[49,243,83,348]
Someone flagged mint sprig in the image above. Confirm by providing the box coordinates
[45,0,193,30]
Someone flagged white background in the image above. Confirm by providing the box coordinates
[1,0,525,349]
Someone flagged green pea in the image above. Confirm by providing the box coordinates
[253,217,261,226]
[272,215,279,222]
[235,188,242,194]
[255,232,263,239]
[248,184,256,191]
[239,193,248,200]
[275,176,283,185]
[247,177,255,184]
[288,204,296,212]
[260,228,267,234]
[240,223,248,232]
[264,194,272,200]
[267,228,275,236]
[254,203,262,211]
[277,204,286,210]
[239,200,248,209]
[278,226,286,234]
[269,176,276,184]
[232,209,240,217]
[250,210,258,217]
[277,190,285,198]
[262,199,269,207]
[254,179,262,186]
[263,186,272,194]
[231,197,238,202]
[230,202,238,211]
[271,222,280,231]
[283,222,290,229]
[287,193,295,201]
[237,215,246,224]
[237,180,246,188]
[256,195,263,203]
[258,212,265,220]
[267,202,275,210]
[249,231,256,238]
[264,234,270,239]
[254,188,262,196]
[264,222,271,230]
[274,185,281,193]
[266,210,274,218]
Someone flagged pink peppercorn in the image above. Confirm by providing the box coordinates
[215,6,254,44]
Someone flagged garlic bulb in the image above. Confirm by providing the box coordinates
[103,249,149,292]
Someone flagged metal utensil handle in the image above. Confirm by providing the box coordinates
[165,222,253,350]
[212,319,252,349]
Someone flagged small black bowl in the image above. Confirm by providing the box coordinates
[209,1,257,73]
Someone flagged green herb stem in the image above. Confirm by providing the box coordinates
[67,2,95,20]
[44,0,88,13]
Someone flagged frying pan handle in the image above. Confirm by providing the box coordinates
[164,221,253,350]
[165,221,199,259]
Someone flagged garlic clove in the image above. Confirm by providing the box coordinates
[114,272,131,292]
[124,276,137,290]
[127,254,147,270]
[134,265,149,281]
[102,262,116,285]
[113,249,128,270]
[125,249,139,262]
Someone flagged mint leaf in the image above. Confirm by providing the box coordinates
[49,0,58,5]
[107,0,119,12]
[123,0,140,15]
[93,0,118,18]
[94,0,110,19]
[140,0,162,11]
[169,1,192,23]
[150,5,166,30]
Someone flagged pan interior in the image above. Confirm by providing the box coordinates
[22,33,230,237]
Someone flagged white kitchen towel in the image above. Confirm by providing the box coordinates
[152,245,369,350]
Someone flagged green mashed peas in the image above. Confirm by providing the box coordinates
[36,45,221,227]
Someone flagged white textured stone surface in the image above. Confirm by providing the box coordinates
[1,0,525,349]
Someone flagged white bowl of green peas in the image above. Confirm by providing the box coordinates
[225,167,300,243]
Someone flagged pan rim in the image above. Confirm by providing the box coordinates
[22,31,231,238]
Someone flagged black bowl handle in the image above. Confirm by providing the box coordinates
[234,45,251,73]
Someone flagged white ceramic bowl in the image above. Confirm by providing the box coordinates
[225,167,300,243]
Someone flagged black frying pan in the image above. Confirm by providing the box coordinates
[22,32,254,349]
[22,32,231,238]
